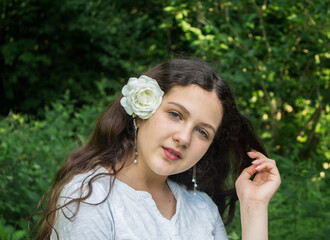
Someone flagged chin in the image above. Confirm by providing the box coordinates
[152,167,173,177]
[150,161,176,176]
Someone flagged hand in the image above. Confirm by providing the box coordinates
[235,150,281,206]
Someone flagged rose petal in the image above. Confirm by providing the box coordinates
[120,75,164,119]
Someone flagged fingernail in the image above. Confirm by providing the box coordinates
[255,165,261,170]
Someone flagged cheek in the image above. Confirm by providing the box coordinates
[150,113,177,133]
[191,140,211,158]
[139,114,171,139]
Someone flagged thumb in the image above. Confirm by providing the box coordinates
[238,165,256,180]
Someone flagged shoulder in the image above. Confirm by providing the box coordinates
[168,179,219,219]
[59,166,111,206]
[168,180,228,238]
[52,167,115,239]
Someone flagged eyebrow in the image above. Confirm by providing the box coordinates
[168,102,217,134]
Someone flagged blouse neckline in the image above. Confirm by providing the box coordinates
[98,166,181,223]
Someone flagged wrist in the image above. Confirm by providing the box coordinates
[240,199,269,210]
[240,200,269,240]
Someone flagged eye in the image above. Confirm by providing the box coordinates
[196,128,209,139]
[169,111,182,120]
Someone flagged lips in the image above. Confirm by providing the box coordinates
[162,147,182,161]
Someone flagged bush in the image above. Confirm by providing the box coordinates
[1,81,329,239]
[1,0,170,115]
[0,0,329,239]
[0,80,117,238]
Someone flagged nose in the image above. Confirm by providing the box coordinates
[173,125,192,148]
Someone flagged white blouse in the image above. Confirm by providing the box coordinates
[51,166,228,240]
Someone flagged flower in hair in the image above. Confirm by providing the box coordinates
[120,75,164,119]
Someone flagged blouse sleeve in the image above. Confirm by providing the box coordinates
[198,192,228,240]
[213,211,228,240]
[51,181,114,240]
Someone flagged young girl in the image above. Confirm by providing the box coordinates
[35,59,281,240]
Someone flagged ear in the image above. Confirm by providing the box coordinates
[135,118,142,128]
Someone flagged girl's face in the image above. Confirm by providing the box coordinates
[136,84,223,177]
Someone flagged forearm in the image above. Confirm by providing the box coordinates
[240,201,268,240]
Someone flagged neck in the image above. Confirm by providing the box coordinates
[115,159,168,194]
[114,157,177,221]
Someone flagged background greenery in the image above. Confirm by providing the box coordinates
[1,0,329,239]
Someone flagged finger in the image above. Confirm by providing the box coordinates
[250,156,279,174]
[251,157,274,166]
[238,164,257,180]
[254,159,280,176]
[247,150,267,159]
[251,159,262,165]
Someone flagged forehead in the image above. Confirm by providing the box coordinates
[162,84,223,129]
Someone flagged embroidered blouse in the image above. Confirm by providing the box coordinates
[51,166,228,240]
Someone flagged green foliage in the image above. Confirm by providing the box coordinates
[0,218,27,240]
[0,0,329,239]
[0,0,169,115]
[268,155,330,240]
[0,81,116,238]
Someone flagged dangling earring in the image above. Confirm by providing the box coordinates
[192,165,197,195]
[133,119,138,164]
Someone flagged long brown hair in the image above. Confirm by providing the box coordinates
[32,59,266,239]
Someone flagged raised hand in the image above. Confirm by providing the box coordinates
[235,150,281,240]
[235,150,281,205]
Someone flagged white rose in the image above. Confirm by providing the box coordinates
[120,75,164,119]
